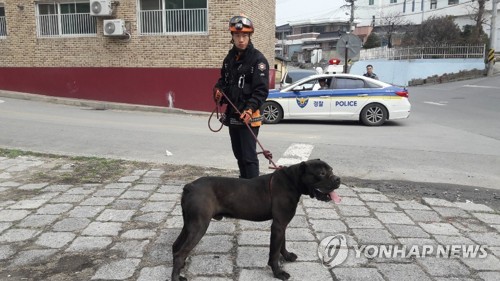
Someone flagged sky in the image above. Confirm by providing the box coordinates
[276,0,345,26]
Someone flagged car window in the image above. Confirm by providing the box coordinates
[365,80,383,88]
[287,71,315,83]
[333,78,366,89]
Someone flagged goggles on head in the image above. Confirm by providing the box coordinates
[229,16,254,33]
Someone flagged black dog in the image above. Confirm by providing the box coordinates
[171,159,341,281]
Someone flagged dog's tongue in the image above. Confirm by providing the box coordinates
[330,191,341,204]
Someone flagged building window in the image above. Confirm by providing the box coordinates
[390,0,397,3]
[448,0,459,5]
[0,4,6,38]
[36,1,97,38]
[412,0,415,12]
[403,0,406,13]
[369,0,374,5]
[430,0,437,9]
[139,0,208,35]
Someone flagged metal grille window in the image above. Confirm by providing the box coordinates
[139,0,208,35]
[430,0,437,9]
[36,1,97,38]
[0,5,6,38]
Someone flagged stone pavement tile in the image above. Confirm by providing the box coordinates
[433,235,477,246]
[419,223,460,236]
[93,188,125,197]
[358,193,391,202]
[286,228,316,241]
[52,218,90,231]
[35,232,76,248]
[0,187,9,193]
[0,210,31,222]
[397,200,432,210]
[187,254,233,276]
[43,184,73,192]
[149,193,180,201]
[286,241,320,261]
[238,230,269,246]
[0,200,15,208]
[478,271,500,281]
[302,198,337,208]
[305,208,340,219]
[377,263,432,281]
[281,262,333,280]
[144,169,165,177]
[33,192,60,201]
[80,197,115,206]
[236,246,268,267]
[336,187,357,197]
[472,213,500,225]
[18,183,49,190]
[422,197,457,208]
[118,175,140,182]
[111,240,150,258]
[121,229,156,239]
[353,228,397,244]
[489,246,500,257]
[455,202,495,213]
[18,214,59,228]
[193,235,233,254]
[158,184,184,193]
[8,199,48,209]
[66,186,97,195]
[366,202,399,212]
[492,225,500,232]
[91,258,141,280]
[0,222,11,234]
[433,278,475,281]
[140,201,176,213]
[0,181,20,187]
[0,244,15,260]
[375,212,414,225]
[141,178,163,184]
[112,199,143,209]
[432,207,471,218]
[207,221,237,234]
[135,212,169,224]
[131,169,148,176]
[104,182,131,189]
[193,277,232,281]
[131,184,158,191]
[310,219,347,233]
[137,265,172,281]
[37,203,74,215]
[386,224,430,238]
[337,205,371,217]
[239,269,276,281]
[68,206,105,218]
[50,194,86,203]
[339,248,369,267]
[417,257,471,277]
[96,209,135,222]
[0,228,40,242]
[144,230,179,264]
[119,190,151,199]
[66,236,113,252]
[81,222,122,236]
[398,238,439,254]
[10,249,58,266]
[405,210,442,222]
[170,205,182,216]
[345,217,384,229]
[332,267,385,281]
[289,215,309,228]
[354,187,381,193]
[239,220,272,230]
[164,216,183,228]
[460,254,500,271]
[452,219,492,233]
[337,197,365,206]
[466,232,500,246]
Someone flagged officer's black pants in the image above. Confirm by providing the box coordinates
[229,126,260,179]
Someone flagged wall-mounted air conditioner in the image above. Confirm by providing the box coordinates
[103,19,127,36]
[90,0,113,16]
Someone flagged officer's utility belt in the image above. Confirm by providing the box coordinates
[228,109,263,127]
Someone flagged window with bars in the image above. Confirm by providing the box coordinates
[430,0,437,9]
[0,5,6,37]
[139,0,208,35]
[36,1,96,37]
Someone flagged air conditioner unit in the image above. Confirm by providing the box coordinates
[103,19,127,36]
[90,0,113,16]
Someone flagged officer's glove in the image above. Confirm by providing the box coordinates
[240,109,253,124]
[213,87,223,102]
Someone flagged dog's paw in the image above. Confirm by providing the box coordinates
[283,252,297,262]
[273,270,291,280]
[179,276,187,281]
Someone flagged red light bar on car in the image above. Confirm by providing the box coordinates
[328,58,341,65]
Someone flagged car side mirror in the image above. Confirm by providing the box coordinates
[285,76,292,83]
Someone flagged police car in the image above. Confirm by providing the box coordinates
[261,74,410,126]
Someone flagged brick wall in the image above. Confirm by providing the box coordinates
[0,0,276,68]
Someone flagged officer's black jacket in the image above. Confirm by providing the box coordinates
[215,43,269,117]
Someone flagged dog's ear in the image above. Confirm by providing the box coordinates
[300,161,307,174]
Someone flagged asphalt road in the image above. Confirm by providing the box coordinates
[0,76,499,207]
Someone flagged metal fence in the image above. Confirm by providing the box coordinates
[359,45,486,60]
[36,13,96,38]
[139,8,207,35]
[0,16,6,38]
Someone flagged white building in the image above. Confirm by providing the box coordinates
[354,0,499,50]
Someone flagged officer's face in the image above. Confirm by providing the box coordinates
[232,32,250,51]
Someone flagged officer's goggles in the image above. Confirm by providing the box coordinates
[229,16,252,30]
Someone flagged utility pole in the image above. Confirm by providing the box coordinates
[347,0,356,32]
[487,0,498,76]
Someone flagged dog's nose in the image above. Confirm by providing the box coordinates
[333,176,341,185]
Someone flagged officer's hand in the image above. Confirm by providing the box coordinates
[240,109,253,124]
[213,87,223,102]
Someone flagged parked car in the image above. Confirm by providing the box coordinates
[280,69,318,89]
[261,74,410,126]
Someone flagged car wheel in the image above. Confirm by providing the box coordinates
[360,103,387,126]
[261,101,283,124]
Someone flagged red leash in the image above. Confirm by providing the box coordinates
[209,91,282,170]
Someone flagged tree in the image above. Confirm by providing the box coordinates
[378,11,411,48]
[363,32,380,49]
[402,16,462,46]
[465,0,488,44]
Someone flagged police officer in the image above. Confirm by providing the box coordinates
[363,64,379,80]
[213,15,269,179]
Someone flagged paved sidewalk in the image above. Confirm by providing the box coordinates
[1,156,499,281]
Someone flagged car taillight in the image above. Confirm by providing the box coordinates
[396,90,408,98]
